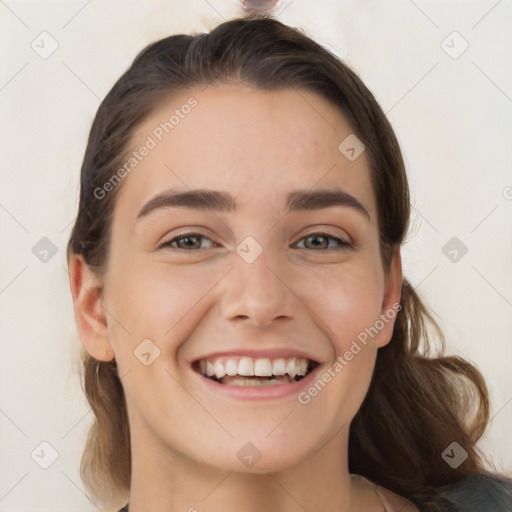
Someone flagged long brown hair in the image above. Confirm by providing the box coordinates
[67,14,508,511]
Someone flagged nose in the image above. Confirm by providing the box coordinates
[220,246,298,328]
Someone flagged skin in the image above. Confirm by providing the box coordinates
[69,86,405,512]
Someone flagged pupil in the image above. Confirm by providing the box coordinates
[306,235,327,249]
[179,236,199,249]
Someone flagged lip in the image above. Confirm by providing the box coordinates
[193,361,324,401]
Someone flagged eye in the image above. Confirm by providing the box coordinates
[158,232,216,251]
[158,231,352,252]
[293,232,352,251]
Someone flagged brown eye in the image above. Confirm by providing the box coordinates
[294,233,352,251]
[158,233,215,250]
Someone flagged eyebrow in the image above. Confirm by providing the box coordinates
[136,187,370,220]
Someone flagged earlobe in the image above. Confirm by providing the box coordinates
[68,254,114,362]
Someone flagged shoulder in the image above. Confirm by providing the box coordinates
[435,472,512,511]
[352,474,419,512]
[357,472,512,512]
[374,484,420,512]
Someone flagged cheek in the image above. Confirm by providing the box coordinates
[299,267,383,421]
[103,259,221,355]
[304,260,384,348]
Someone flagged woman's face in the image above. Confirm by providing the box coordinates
[82,86,401,473]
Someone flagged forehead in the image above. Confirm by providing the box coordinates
[116,86,376,219]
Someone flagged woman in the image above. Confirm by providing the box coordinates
[67,15,512,512]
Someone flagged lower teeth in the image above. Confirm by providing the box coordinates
[214,375,303,386]
[226,377,283,386]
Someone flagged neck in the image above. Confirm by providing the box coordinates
[127,423,363,512]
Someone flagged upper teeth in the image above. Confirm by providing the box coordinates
[199,356,310,379]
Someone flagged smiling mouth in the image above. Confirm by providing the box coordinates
[192,356,319,386]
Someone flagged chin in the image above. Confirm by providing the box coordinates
[196,437,318,475]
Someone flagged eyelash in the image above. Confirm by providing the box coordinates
[158,231,353,252]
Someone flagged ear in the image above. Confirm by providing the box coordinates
[68,253,114,361]
[375,247,403,348]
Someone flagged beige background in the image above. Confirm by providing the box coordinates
[1,0,511,510]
